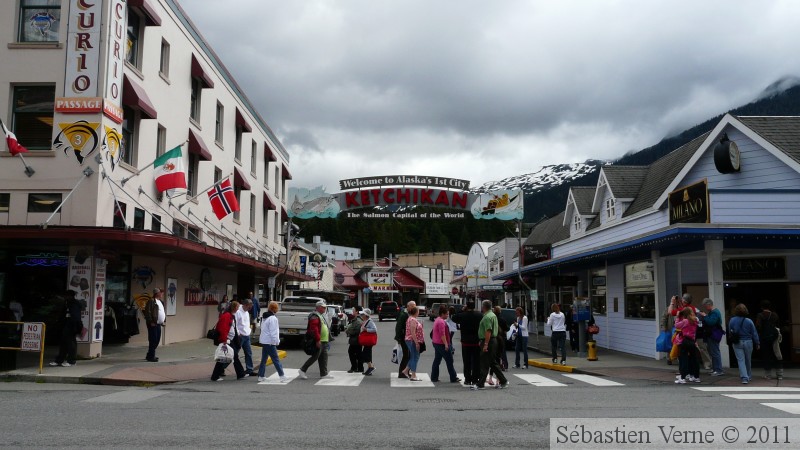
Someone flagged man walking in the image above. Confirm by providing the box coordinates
[237,298,255,375]
[453,301,482,385]
[395,300,415,378]
[143,288,166,362]
[472,300,508,390]
[249,291,260,330]
[298,300,330,379]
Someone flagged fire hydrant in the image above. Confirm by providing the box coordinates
[587,340,598,361]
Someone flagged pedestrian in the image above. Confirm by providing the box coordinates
[661,297,676,365]
[257,301,287,382]
[547,303,567,365]
[755,300,783,380]
[359,309,377,376]
[431,305,461,383]
[452,301,482,386]
[50,290,82,367]
[565,306,578,352]
[143,288,166,362]
[249,291,260,331]
[236,298,255,376]
[513,307,529,369]
[667,294,696,364]
[346,305,363,373]
[729,303,760,384]
[210,300,246,381]
[471,300,508,390]
[395,300,415,379]
[446,306,458,343]
[402,304,424,381]
[698,298,724,376]
[674,307,700,384]
[298,300,330,379]
[493,306,509,370]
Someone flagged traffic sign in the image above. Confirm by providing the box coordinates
[21,322,44,352]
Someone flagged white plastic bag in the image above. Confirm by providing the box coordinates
[214,343,234,364]
[391,342,403,364]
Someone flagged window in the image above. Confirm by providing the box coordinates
[590,269,607,316]
[215,102,224,144]
[262,209,268,237]
[151,213,162,232]
[106,256,131,304]
[172,220,185,237]
[156,125,166,157]
[251,141,258,175]
[190,80,202,124]
[0,193,9,212]
[214,167,222,183]
[250,193,256,229]
[133,207,145,230]
[159,39,170,78]
[274,167,280,198]
[27,193,61,213]
[235,127,243,161]
[573,214,582,232]
[12,85,55,150]
[18,0,62,43]
[273,213,279,243]
[187,225,200,242]
[126,12,141,68]
[187,153,198,197]
[113,202,127,228]
[605,198,616,220]
[121,106,137,165]
[624,261,655,319]
[264,160,270,188]
[233,186,241,221]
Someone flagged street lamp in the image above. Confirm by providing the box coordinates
[473,265,480,303]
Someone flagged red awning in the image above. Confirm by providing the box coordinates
[122,75,157,120]
[281,206,288,222]
[129,0,162,26]
[191,54,214,89]
[233,166,251,190]
[333,261,369,289]
[393,270,425,289]
[235,107,252,133]
[264,142,277,162]
[281,164,293,180]
[187,129,212,161]
[263,192,276,210]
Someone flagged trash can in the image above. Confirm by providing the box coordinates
[587,340,598,361]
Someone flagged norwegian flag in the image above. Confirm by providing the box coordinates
[207,179,239,220]
[1,118,29,156]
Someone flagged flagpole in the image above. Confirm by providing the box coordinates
[121,140,188,186]
[178,173,233,209]
[42,166,95,228]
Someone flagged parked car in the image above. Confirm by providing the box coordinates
[377,301,400,321]
[327,305,348,336]
[428,303,444,320]
[417,304,427,318]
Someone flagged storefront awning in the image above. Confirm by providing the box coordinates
[393,270,424,289]
[235,107,252,133]
[191,54,214,89]
[122,76,157,120]
[264,142,277,162]
[233,166,251,190]
[187,129,212,161]
[129,0,162,26]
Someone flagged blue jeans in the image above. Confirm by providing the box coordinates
[515,335,529,367]
[431,343,458,382]
[733,339,753,381]
[405,340,420,372]
[257,344,284,378]
[706,338,722,373]
[146,324,161,360]
[240,335,253,372]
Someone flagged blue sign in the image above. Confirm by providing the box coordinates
[454,269,464,277]
[299,256,307,274]
[15,253,68,267]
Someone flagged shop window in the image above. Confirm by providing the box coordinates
[18,0,61,43]
[590,270,607,316]
[250,193,256,229]
[126,11,142,68]
[121,106,137,165]
[251,141,257,176]
[12,85,55,150]
[187,153,198,197]
[215,102,224,145]
[151,213,162,232]
[190,78,201,122]
[106,256,131,304]
[159,39,170,78]
[624,261,655,319]
[0,193,9,212]
[133,207,145,230]
[113,202,127,228]
[27,193,61,213]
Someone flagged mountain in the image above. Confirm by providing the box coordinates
[475,160,606,194]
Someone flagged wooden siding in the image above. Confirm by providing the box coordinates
[599,264,657,357]
[711,192,800,224]
[554,210,666,258]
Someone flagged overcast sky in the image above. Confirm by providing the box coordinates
[180,0,800,191]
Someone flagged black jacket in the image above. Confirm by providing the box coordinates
[452,310,482,345]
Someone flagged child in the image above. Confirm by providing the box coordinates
[674,307,700,384]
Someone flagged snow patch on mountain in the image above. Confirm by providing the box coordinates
[474,160,606,194]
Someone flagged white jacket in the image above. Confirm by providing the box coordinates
[259,314,280,345]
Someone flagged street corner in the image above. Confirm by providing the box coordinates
[529,358,575,373]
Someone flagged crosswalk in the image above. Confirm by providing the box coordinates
[692,386,800,415]
[254,369,625,388]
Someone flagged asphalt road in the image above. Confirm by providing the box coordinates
[2,319,798,448]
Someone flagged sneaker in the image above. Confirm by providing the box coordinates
[692,377,701,383]
[523,365,528,369]
[685,375,695,382]
[711,371,724,377]
[471,385,485,390]
[61,362,73,367]
[212,378,223,382]
[552,358,558,364]
[257,377,266,382]
[513,365,521,369]
[321,373,334,379]
[498,383,509,389]
[451,378,462,383]
[561,360,566,366]
[49,362,61,367]
[675,378,686,384]
[364,367,375,376]
[298,370,308,380]
[742,379,749,384]
[279,376,289,383]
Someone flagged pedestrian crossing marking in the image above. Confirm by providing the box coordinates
[760,403,800,415]
[691,387,800,392]
[723,394,800,400]
[390,372,435,388]
[562,374,624,386]
[257,368,299,385]
[86,389,169,404]
[514,374,567,387]
[315,370,364,387]
[691,387,800,416]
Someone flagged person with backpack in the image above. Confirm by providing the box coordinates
[298,300,330,379]
[359,309,377,376]
[210,300,246,381]
[755,300,783,380]
[346,305,363,373]
[729,303,760,384]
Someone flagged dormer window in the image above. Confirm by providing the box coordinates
[605,198,616,219]
[573,214,582,232]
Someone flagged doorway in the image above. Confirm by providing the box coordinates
[724,282,794,366]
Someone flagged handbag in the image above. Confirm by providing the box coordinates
[214,343,234,363]
[358,331,378,347]
[206,327,220,343]
[710,326,725,342]
[587,324,600,335]
[726,318,741,345]
[419,341,427,353]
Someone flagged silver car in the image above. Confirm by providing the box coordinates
[327,305,348,335]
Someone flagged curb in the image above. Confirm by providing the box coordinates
[526,345,606,377]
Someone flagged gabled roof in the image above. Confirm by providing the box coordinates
[736,116,800,165]
[526,212,569,246]
[571,187,596,214]
[601,166,648,199]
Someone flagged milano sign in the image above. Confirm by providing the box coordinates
[288,175,523,221]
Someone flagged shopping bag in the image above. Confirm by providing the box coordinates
[391,342,403,364]
[214,343,234,364]
[656,330,672,353]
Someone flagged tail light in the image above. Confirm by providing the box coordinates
[378,306,382,312]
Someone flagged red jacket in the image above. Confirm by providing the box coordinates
[307,313,321,342]
[216,311,233,343]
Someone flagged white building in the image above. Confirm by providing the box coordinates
[295,236,361,261]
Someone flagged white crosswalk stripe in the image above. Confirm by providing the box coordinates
[86,389,170,403]
[691,387,800,415]
[390,372,435,387]
[514,374,567,387]
[257,368,299,385]
[562,374,624,386]
[723,394,800,400]
[314,371,364,386]
[760,403,800,414]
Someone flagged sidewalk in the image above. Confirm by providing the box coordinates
[0,339,285,386]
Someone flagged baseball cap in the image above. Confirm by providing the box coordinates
[153,288,162,295]
[360,308,371,316]
[315,300,326,307]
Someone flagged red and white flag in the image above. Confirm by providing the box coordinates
[0,119,29,156]
[207,178,240,220]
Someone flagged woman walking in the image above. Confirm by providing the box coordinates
[729,304,760,384]
[431,305,460,383]
[547,304,567,365]
[345,305,363,373]
[210,301,246,381]
[402,305,424,381]
[257,301,287,382]
[674,307,700,384]
[514,307,529,369]
[360,309,377,376]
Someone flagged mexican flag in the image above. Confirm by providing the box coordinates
[1,118,28,156]
[153,146,187,193]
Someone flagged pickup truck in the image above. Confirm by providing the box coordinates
[275,296,331,340]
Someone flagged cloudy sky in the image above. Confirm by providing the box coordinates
[180,0,800,191]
